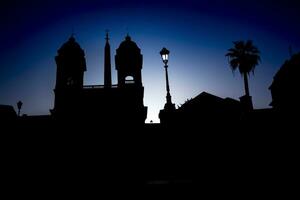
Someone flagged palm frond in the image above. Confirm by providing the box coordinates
[226,40,261,76]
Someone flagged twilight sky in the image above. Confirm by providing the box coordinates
[0,0,300,122]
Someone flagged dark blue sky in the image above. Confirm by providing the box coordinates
[1,0,300,122]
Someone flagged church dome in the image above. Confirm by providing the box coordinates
[115,35,143,72]
[58,35,85,56]
[55,35,86,71]
[117,35,141,54]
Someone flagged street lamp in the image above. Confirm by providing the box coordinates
[160,47,175,110]
[17,101,23,117]
[160,47,169,65]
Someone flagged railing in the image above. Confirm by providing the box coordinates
[83,84,118,89]
[125,80,135,84]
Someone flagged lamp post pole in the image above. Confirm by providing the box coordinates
[164,64,172,105]
[160,47,175,111]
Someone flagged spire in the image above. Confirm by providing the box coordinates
[71,27,75,37]
[104,30,112,88]
[125,33,131,41]
[105,29,109,43]
[69,27,75,41]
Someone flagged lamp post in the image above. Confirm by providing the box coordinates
[160,47,175,110]
[17,101,23,117]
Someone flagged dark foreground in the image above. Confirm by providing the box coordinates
[1,116,298,197]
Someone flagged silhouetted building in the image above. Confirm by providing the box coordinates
[160,92,242,126]
[51,34,147,124]
[269,53,300,113]
[0,105,17,121]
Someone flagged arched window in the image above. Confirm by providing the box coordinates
[125,76,135,84]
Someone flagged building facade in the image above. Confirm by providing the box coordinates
[269,53,300,113]
[51,34,147,125]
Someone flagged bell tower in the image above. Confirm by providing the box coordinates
[115,35,143,87]
[52,35,86,115]
[114,35,147,123]
[55,35,86,90]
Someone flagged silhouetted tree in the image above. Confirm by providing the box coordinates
[226,40,261,97]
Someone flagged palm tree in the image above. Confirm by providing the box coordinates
[226,40,261,97]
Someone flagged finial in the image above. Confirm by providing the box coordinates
[71,27,75,38]
[105,29,109,42]
[69,27,75,41]
[125,27,131,40]
[125,26,129,35]
[125,33,131,41]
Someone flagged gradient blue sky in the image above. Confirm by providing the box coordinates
[1,0,300,122]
